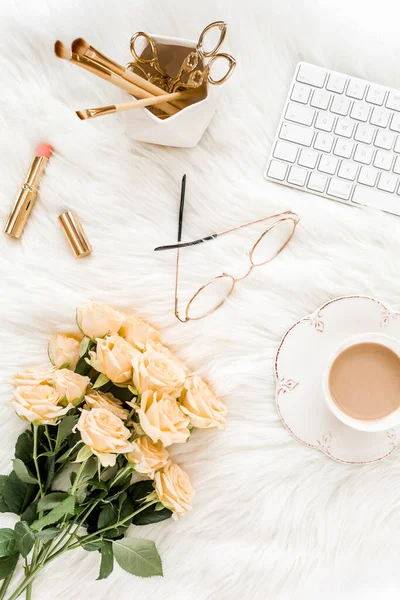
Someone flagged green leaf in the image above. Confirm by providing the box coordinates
[44,455,56,490]
[0,529,17,558]
[80,456,98,482]
[38,493,68,512]
[15,431,33,463]
[0,553,19,580]
[79,336,91,357]
[133,506,172,526]
[0,476,10,513]
[21,501,38,526]
[74,356,92,377]
[97,542,114,580]
[36,528,60,542]
[14,522,35,558]
[75,445,93,463]
[31,496,75,531]
[56,415,79,450]
[80,539,103,552]
[128,481,153,505]
[12,459,37,485]
[108,385,134,403]
[98,505,118,530]
[112,538,163,578]
[3,472,37,516]
[93,374,110,390]
[56,441,83,464]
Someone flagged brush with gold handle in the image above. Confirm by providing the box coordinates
[71,38,186,111]
[54,41,179,117]
[76,88,200,120]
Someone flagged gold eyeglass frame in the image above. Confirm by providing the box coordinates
[155,176,300,323]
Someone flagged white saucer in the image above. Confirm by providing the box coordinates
[275,295,400,464]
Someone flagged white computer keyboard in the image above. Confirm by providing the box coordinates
[265,62,400,216]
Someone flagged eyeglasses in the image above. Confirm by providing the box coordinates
[154,176,300,323]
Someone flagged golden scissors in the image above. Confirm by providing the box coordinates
[169,21,236,92]
[127,31,170,90]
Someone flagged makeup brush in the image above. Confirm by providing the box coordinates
[71,38,186,110]
[54,41,178,116]
[76,88,200,120]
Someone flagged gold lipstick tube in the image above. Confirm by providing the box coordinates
[4,151,51,239]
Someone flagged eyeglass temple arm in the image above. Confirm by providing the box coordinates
[155,211,297,252]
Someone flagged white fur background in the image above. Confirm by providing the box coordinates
[2,0,400,598]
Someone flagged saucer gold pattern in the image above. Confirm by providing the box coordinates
[275,295,400,464]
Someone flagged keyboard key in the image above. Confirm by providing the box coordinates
[393,156,400,174]
[386,91,400,111]
[338,161,358,180]
[353,185,400,215]
[373,150,393,171]
[291,83,311,104]
[296,63,326,87]
[374,129,395,150]
[377,172,398,193]
[354,144,374,164]
[314,132,334,152]
[366,85,386,105]
[350,101,370,122]
[315,111,335,132]
[287,166,308,186]
[285,102,315,126]
[354,123,375,144]
[279,122,314,146]
[273,141,298,163]
[331,95,351,116]
[327,178,352,200]
[370,107,391,127]
[318,155,338,175]
[310,89,331,110]
[326,73,347,93]
[307,172,328,192]
[390,113,400,133]
[394,137,400,154]
[346,78,366,100]
[334,118,355,138]
[267,160,288,180]
[358,166,378,186]
[298,148,318,168]
[333,139,354,159]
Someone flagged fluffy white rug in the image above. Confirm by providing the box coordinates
[2,0,400,598]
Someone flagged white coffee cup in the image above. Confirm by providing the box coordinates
[323,332,400,432]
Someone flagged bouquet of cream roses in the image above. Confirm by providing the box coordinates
[0,302,227,600]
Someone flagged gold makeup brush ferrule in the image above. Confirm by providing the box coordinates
[83,45,125,77]
[71,53,112,80]
[78,105,117,120]
[4,155,49,239]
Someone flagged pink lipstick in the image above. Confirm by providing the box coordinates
[4,144,53,239]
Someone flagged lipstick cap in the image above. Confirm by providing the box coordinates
[58,211,92,258]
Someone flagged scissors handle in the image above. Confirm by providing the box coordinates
[130,32,168,79]
[197,21,227,58]
[205,53,236,85]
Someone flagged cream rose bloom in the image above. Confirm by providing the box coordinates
[154,463,195,519]
[76,408,135,467]
[132,341,186,398]
[52,369,90,404]
[77,301,125,340]
[180,376,227,429]
[136,390,190,447]
[14,368,54,387]
[85,391,129,421]
[127,436,169,478]
[48,334,81,370]
[119,315,160,351]
[88,335,136,384]
[12,384,70,424]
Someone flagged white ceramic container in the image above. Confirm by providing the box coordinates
[123,34,222,148]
